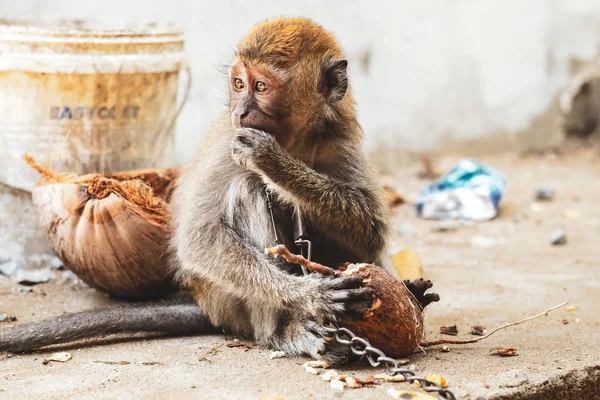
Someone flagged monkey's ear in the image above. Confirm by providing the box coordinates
[323,59,348,103]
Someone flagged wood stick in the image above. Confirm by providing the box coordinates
[265,244,340,276]
[420,300,569,347]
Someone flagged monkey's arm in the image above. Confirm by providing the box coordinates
[176,221,371,321]
[232,129,389,262]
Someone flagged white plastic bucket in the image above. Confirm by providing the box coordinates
[0,19,189,266]
[0,18,189,192]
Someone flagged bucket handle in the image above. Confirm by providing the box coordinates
[149,65,192,166]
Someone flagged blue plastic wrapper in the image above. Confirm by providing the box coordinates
[415,159,506,221]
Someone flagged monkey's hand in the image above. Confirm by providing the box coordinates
[297,274,376,322]
[231,128,279,173]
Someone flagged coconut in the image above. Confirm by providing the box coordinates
[340,263,424,357]
[25,155,178,299]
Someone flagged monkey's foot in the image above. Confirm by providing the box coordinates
[403,278,440,309]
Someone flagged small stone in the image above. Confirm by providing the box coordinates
[441,345,450,352]
[535,188,555,202]
[269,351,285,359]
[321,369,340,382]
[19,286,33,294]
[550,229,567,246]
[0,313,6,322]
[13,269,55,285]
[432,220,461,232]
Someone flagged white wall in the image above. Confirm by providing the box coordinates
[2,0,600,162]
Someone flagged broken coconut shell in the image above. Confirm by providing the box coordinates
[25,156,179,299]
[340,263,424,357]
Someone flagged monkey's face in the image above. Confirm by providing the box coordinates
[230,63,297,149]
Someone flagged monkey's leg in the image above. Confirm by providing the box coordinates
[403,278,440,309]
[0,296,216,353]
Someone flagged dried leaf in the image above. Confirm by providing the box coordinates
[566,306,577,312]
[93,360,131,365]
[304,360,331,369]
[387,388,438,399]
[269,351,285,359]
[470,325,486,336]
[384,186,405,207]
[42,352,72,364]
[342,376,362,388]
[304,365,320,375]
[321,370,341,382]
[329,375,378,390]
[303,360,330,375]
[226,341,252,350]
[362,376,379,385]
[415,375,448,388]
[391,248,424,280]
[489,347,518,357]
[329,378,346,391]
[440,325,458,336]
[374,373,407,382]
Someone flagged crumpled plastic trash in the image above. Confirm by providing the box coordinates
[415,159,506,221]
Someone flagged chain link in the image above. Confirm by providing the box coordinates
[328,326,456,400]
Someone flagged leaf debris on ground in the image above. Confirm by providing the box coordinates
[93,360,131,365]
[303,360,331,375]
[470,325,486,336]
[489,347,519,357]
[440,325,458,336]
[226,340,252,351]
[42,352,72,364]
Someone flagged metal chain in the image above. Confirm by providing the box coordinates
[325,325,456,400]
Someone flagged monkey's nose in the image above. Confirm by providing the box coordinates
[238,109,250,121]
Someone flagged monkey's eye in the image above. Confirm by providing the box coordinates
[255,81,268,93]
[233,78,245,90]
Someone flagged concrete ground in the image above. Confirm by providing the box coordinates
[0,149,599,400]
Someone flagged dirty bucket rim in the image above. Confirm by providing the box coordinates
[0,18,184,38]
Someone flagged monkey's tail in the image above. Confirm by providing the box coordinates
[0,296,216,353]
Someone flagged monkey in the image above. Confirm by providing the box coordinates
[0,17,434,363]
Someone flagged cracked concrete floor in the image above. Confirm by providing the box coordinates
[0,149,599,399]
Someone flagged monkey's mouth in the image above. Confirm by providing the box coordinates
[238,119,278,137]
